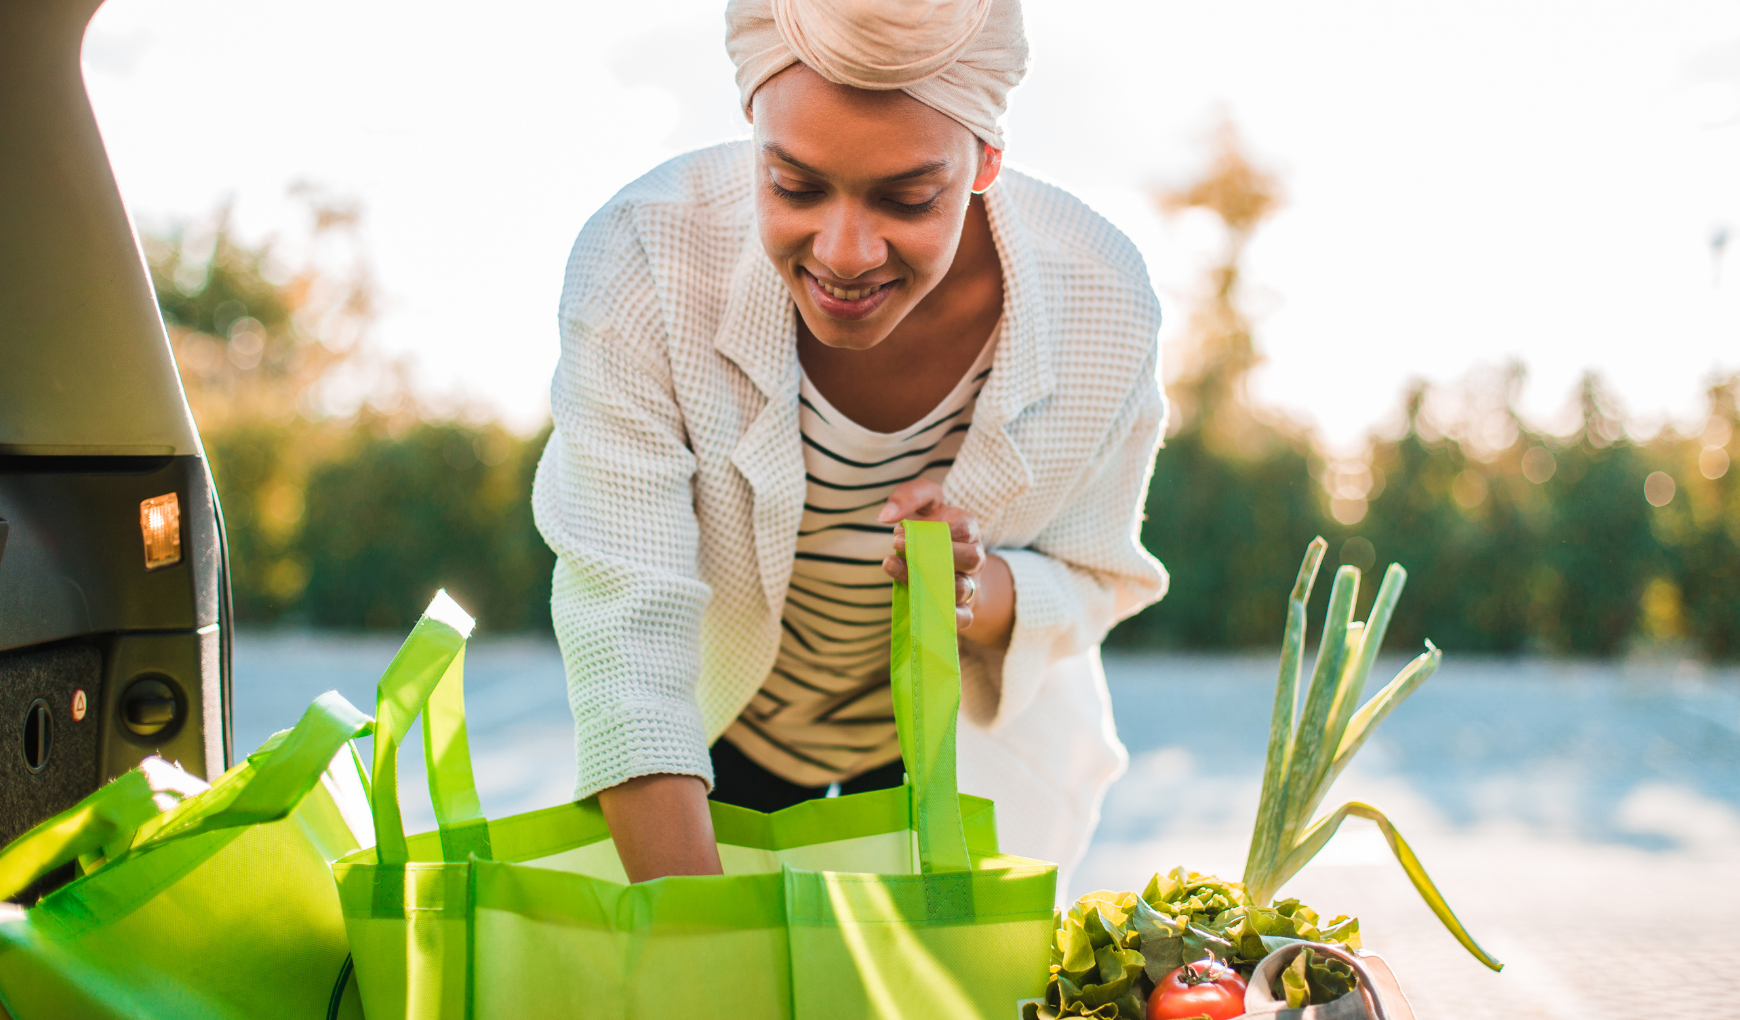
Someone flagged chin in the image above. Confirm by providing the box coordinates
[803,315,892,351]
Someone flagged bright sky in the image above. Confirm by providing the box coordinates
[83,0,1740,448]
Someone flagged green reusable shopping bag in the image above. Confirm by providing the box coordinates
[0,690,375,1020]
[337,521,1057,1020]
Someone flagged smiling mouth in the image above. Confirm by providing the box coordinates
[802,268,897,321]
[809,271,891,302]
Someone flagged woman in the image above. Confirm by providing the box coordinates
[532,0,1167,890]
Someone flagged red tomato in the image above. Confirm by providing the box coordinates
[1147,959,1249,1020]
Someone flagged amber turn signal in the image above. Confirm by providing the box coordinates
[140,492,181,570]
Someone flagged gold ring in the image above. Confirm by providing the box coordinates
[959,574,977,606]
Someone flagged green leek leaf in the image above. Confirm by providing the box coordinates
[1275,801,1502,972]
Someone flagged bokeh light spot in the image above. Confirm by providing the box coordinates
[1452,470,1489,508]
[1521,446,1557,484]
[1699,446,1730,480]
[1644,471,1676,507]
[1340,536,1376,572]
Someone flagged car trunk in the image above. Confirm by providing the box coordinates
[0,0,232,899]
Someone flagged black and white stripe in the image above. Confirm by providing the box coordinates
[723,332,998,786]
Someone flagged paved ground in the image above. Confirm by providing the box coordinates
[1080,654,1740,1020]
[1091,826,1740,1020]
[233,637,1740,1019]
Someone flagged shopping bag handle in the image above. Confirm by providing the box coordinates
[369,590,492,866]
[892,520,972,874]
[133,691,374,849]
[0,690,371,903]
[0,760,202,903]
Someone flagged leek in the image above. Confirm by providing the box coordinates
[1240,539,1502,972]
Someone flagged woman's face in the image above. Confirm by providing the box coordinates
[751,64,998,351]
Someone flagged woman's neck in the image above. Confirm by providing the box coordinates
[798,194,1004,433]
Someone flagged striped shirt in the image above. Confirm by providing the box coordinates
[722,326,1000,786]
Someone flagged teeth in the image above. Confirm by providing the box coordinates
[820,279,879,302]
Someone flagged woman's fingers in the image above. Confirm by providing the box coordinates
[880,478,985,596]
[892,534,984,576]
[890,509,980,564]
[879,478,945,523]
[892,515,979,547]
[883,557,978,587]
[879,557,981,620]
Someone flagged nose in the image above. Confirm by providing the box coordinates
[810,200,886,281]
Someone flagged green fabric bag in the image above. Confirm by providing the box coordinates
[0,689,376,1020]
[339,520,1057,1020]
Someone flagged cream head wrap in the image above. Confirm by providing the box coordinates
[725,0,1029,150]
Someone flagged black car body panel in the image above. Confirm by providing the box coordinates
[1,0,233,867]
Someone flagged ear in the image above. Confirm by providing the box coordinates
[971,143,1003,195]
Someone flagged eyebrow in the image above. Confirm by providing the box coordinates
[763,143,950,184]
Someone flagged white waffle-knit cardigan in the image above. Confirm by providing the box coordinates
[532,140,1169,879]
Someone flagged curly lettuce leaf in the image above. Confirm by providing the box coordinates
[1276,947,1359,1008]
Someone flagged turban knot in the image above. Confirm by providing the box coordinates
[725,0,1029,150]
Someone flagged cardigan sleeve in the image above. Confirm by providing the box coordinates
[532,201,717,801]
[985,346,1169,728]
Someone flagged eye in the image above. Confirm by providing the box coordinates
[768,178,823,201]
[886,193,941,214]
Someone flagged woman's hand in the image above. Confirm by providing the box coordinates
[880,478,1015,650]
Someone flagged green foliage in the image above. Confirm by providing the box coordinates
[299,424,552,632]
[1327,376,1735,657]
[203,423,318,621]
[149,208,555,634]
[1114,377,1740,659]
[1112,429,1322,649]
[151,222,295,338]
[151,177,1740,652]
[1666,437,1740,657]
[1353,407,1658,655]
[1112,121,1740,660]
[200,417,554,633]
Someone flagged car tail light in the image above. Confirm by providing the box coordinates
[140,493,181,570]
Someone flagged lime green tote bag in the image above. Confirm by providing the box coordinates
[0,689,375,1020]
[338,521,1056,1020]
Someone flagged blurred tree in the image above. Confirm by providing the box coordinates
[1529,376,1662,653]
[1111,121,1328,649]
[299,423,552,632]
[148,199,553,632]
[147,200,370,619]
[1320,367,1740,658]
[1121,429,1325,648]
[1111,121,1740,660]
[1350,374,1658,655]
[148,151,1740,657]
[1157,119,1289,461]
[1657,373,1740,656]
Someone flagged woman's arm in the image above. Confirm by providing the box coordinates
[597,774,723,882]
[960,553,1014,649]
[880,348,1168,726]
[532,202,722,879]
[990,357,1169,724]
